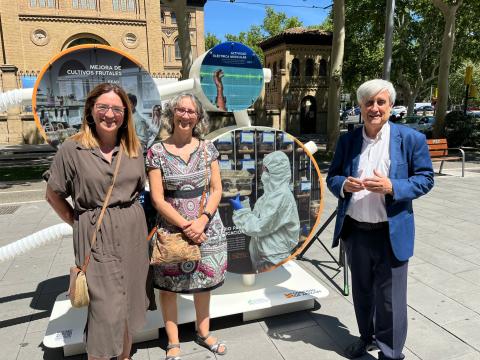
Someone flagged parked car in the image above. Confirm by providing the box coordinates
[391,105,407,118]
[414,105,434,116]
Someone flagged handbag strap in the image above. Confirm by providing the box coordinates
[198,141,209,217]
[81,146,124,272]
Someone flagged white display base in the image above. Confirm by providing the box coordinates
[43,261,328,356]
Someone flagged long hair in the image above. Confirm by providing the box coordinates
[161,93,209,138]
[71,83,141,157]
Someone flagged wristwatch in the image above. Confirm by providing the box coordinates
[202,210,213,223]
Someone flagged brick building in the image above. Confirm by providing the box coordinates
[0,0,206,144]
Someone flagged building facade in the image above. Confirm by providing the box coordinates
[0,0,206,144]
[259,28,333,136]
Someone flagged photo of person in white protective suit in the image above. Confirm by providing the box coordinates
[229,151,301,272]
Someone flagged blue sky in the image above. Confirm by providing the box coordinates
[204,0,331,41]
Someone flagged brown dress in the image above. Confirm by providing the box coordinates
[47,139,149,358]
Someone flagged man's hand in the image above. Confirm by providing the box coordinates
[343,176,365,193]
[362,169,393,195]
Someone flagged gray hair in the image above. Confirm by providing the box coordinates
[356,79,396,106]
[161,93,209,138]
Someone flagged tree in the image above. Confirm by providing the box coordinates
[326,0,345,152]
[163,0,192,80]
[392,0,443,115]
[205,32,221,51]
[432,0,463,138]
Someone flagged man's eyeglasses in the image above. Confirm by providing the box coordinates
[174,107,197,118]
[95,103,125,117]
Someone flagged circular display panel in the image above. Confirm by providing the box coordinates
[207,126,324,274]
[33,45,161,149]
[199,42,264,112]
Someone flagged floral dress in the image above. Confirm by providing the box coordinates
[146,140,227,293]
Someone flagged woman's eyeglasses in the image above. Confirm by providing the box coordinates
[95,103,125,117]
[174,107,197,118]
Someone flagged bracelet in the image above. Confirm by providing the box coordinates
[202,210,213,223]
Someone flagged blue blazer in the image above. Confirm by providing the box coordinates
[326,122,434,261]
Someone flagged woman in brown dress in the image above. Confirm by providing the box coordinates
[146,93,227,359]
[46,83,150,360]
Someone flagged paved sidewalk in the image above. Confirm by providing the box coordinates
[1,169,480,360]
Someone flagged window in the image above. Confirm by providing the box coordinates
[174,39,181,60]
[319,59,327,76]
[30,0,55,7]
[112,0,136,12]
[291,58,300,77]
[161,10,165,23]
[305,58,314,77]
[73,0,96,9]
[162,39,166,62]
[171,12,177,24]
[273,61,277,76]
[279,59,283,71]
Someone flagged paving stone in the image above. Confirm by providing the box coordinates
[406,308,474,360]
[408,282,477,326]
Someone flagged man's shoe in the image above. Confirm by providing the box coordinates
[344,338,370,359]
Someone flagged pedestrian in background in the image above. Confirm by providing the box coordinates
[46,83,151,360]
[327,79,434,360]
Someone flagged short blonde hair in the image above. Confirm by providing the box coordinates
[71,83,141,157]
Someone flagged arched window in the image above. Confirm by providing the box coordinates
[171,12,177,24]
[174,39,181,60]
[290,58,300,77]
[305,58,314,77]
[319,59,327,76]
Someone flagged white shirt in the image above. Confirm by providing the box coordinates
[345,122,391,223]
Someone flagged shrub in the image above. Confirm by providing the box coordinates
[444,111,480,147]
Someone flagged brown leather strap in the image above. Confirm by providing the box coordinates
[82,146,124,273]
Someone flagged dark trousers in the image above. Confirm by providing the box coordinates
[343,217,408,360]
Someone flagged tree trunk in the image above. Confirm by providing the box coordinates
[164,0,192,80]
[432,0,463,138]
[327,0,345,152]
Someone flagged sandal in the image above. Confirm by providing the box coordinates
[165,343,182,360]
[195,332,227,355]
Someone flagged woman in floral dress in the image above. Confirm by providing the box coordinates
[146,93,227,359]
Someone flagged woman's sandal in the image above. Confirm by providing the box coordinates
[195,333,227,355]
[165,343,182,360]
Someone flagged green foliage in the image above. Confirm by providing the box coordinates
[341,0,479,107]
[205,32,221,50]
[223,6,305,63]
[444,111,480,147]
[448,62,480,106]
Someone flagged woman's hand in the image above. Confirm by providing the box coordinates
[183,218,208,243]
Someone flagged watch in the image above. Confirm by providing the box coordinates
[202,210,213,222]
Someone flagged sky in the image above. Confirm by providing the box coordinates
[204,0,331,41]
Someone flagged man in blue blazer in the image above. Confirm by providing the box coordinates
[327,79,434,360]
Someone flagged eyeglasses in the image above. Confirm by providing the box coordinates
[174,107,198,118]
[95,103,125,117]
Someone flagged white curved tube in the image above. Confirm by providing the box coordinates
[0,223,72,263]
[0,88,33,112]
